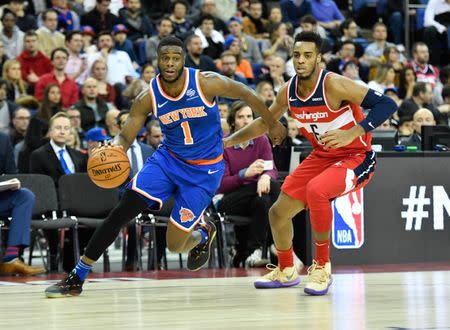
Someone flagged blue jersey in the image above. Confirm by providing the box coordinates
[149,67,223,163]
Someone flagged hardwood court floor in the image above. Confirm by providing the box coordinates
[1,268,450,330]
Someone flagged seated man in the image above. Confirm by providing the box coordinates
[29,112,88,272]
[401,108,436,150]
[217,101,280,267]
[0,132,45,275]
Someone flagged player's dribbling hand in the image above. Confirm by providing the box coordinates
[91,140,123,154]
[268,121,286,147]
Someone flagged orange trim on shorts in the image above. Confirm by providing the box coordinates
[156,68,189,101]
[169,216,202,232]
[131,176,163,210]
[168,150,223,165]
[185,154,223,165]
[195,70,215,107]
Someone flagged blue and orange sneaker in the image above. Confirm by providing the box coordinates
[187,221,217,271]
[45,270,84,298]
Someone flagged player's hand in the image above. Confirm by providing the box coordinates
[256,174,271,197]
[320,127,361,149]
[91,140,122,154]
[245,159,265,178]
[268,121,286,147]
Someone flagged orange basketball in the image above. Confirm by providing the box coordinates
[87,146,130,189]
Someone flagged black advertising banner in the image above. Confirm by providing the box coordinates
[330,156,450,265]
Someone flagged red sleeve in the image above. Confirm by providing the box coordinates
[107,84,116,105]
[34,77,45,101]
[68,82,79,107]
[18,57,28,82]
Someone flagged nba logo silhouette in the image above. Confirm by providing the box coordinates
[332,189,364,249]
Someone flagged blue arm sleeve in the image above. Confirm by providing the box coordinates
[358,89,397,132]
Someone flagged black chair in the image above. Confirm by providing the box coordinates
[213,212,254,267]
[58,174,120,272]
[0,174,78,271]
[139,197,176,271]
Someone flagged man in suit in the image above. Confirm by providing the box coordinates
[0,132,45,275]
[29,112,87,187]
[29,112,88,272]
[116,110,157,270]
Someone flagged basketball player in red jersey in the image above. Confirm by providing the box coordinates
[223,31,397,295]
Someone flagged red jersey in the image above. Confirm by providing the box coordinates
[287,69,372,157]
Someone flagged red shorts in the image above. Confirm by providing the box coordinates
[282,150,376,205]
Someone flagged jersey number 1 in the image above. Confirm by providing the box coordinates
[181,121,193,145]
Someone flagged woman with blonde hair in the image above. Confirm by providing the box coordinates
[367,64,396,93]
[90,59,116,106]
[255,81,275,107]
[2,59,27,101]
[67,127,83,152]
[262,22,294,61]
[123,63,156,101]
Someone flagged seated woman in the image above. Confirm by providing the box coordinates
[122,63,155,102]
[217,101,281,267]
[367,64,396,94]
[2,59,28,101]
[90,59,116,107]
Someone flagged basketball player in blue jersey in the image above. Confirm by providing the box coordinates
[45,36,284,298]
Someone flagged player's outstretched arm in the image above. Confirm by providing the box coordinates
[320,74,397,149]
[223,84,289,148]
[114,89,152,152]
[200,72,285,145]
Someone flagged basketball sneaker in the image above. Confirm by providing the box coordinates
[45,270,84,298]
[254,264,301,289]
[187,221,217,271]
[303,260,332,296]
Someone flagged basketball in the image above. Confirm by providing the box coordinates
[87,146,130,189]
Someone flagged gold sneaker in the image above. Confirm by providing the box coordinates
[254,264,301,289]
[304,260,332,295]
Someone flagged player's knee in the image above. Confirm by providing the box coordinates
[305,180,324,202]
[269,204,284,227]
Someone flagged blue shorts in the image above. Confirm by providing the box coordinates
[127,146,224,232]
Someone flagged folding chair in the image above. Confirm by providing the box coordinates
[1,174,78,272]
[58,174,120,272]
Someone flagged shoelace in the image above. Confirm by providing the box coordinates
[263,264,284,280]
[307,261,329,283]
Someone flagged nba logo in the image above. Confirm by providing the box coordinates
[332,189,364,249]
